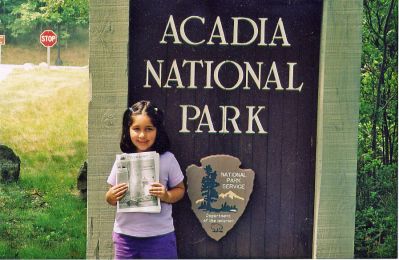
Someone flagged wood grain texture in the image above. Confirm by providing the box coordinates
[87,0,129,258]
[312,0,362,258]
[127,1,321,258]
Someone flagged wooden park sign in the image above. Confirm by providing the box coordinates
[128,1,320,257]
[88,0,362,259]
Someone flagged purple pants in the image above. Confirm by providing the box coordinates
[112,231,178,259]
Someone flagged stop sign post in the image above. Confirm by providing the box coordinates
[40,30,57,65]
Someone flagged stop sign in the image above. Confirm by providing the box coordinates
[40,30,57,47]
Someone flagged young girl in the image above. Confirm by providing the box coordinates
[106,100,185,259]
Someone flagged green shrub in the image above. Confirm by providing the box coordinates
[355,164,398,258]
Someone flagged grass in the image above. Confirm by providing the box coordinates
[1,42,88,66]
[0,67,88,258]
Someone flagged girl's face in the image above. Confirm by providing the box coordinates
[130,114,157,152]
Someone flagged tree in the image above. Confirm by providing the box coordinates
[0,0,25,36]
[361,0,397,164]
[356,0,397,258]
[3,0,88,44]
[199,165,220,211]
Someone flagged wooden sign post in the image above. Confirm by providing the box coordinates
[88,0,362,258]
[0,35,5,64]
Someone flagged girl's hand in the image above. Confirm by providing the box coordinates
[149,181,185,204]
[149,182,167,201]
[106,183,128,206]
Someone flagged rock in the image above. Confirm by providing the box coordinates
[23,63,35,71]
[38,62,49,69]
[77,161,87,200]
[0,145,21,182]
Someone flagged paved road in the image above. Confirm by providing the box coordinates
[0,64,88,83]
[0,64,21,82]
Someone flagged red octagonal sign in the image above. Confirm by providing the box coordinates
[40,30,57,48]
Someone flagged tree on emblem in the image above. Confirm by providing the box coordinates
[199,165,219,211]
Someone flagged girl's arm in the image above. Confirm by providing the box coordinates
[105,183,128,206]
[150,181,185,204]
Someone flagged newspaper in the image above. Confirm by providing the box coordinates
[115,151,161,213]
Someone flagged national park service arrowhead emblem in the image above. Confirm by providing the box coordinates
[186,155,255,241]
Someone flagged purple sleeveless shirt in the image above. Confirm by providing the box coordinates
[107,151,184,237]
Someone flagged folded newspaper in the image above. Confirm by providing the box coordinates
[115,151,161,213]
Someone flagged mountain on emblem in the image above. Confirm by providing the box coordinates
[186,155,255,241]
[219,190,244,201]
[195,191,244,205]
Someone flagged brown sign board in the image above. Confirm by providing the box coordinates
[0,35,5,45]
[128,0,322,258]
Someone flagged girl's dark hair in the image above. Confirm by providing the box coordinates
[120,100,170,154]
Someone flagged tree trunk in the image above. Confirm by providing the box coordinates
[382,107,390,164]
[371,0,395,159]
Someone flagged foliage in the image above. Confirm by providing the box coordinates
[0,68,88,258]
[0,0,88,44]
[0,0,26,34]
[355,164,397,258]
[355,0,397,258]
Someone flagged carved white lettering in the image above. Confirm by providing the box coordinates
[180,105,267,134]
[160,15,290,47]
[144,59,302,91]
